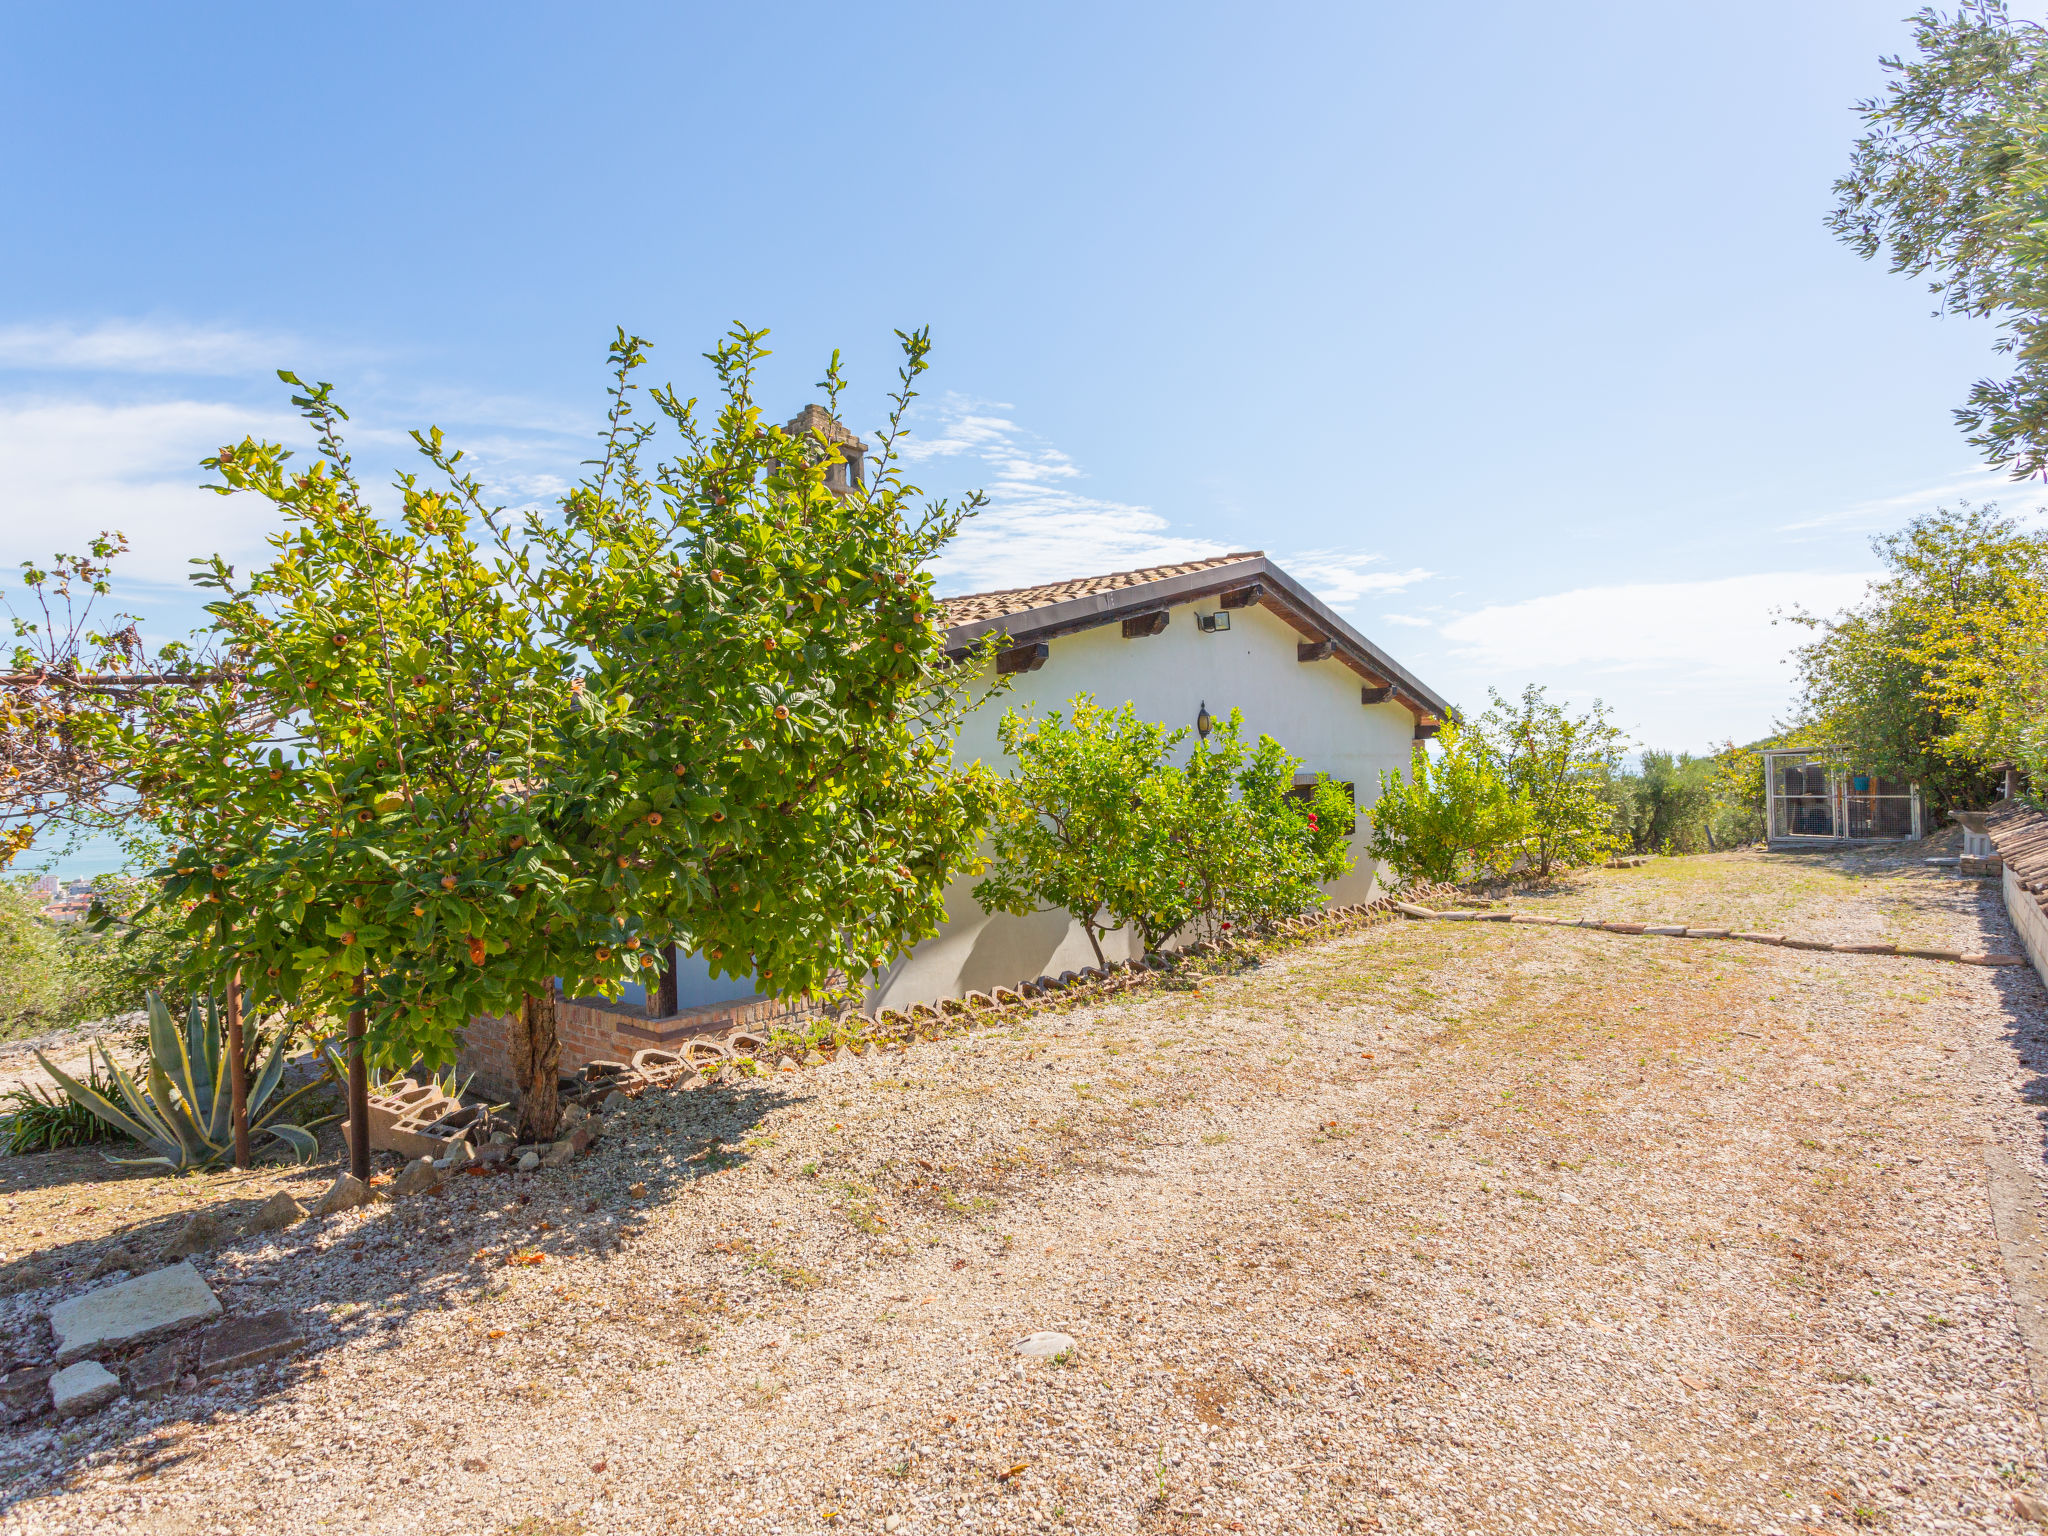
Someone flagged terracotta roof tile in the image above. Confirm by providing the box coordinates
[939,552,1263,628]
[1990,800,2048,895]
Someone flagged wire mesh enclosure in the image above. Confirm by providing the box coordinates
[1762,749,1921,848]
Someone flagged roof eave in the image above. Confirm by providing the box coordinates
[943,554,1455,721]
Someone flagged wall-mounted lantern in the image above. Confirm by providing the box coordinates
[1196,701,1212,741]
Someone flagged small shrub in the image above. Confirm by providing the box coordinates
[1,1060,130,1155]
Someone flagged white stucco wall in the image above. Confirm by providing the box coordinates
[869,600,1424,1008]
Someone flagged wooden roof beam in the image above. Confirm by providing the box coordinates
[996,642,1050,675]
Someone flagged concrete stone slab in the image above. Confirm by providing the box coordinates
[48,1261,221,1365]
[50,1361,120,1418]
[196,1309,305,1377]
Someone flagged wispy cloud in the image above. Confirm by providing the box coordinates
[1778,464,2040,538]
[1438,571,1877,677]
[908,393,1235,591]
[1280,548,1433,610]
[0,398,298,586]
[0,320,298,376]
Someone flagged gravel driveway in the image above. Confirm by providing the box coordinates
[3,846,2046,1535]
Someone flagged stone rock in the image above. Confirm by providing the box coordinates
[488,1129,516,1146]
[568,1125,595,1154]
[49,1260,222,1365]
[601,1113,629,1138]
[391,1157,444,1197]
[0,1366,54,1425]
[1730,932,1785,945]
[516,1151,541,1172]
[562,1102,589,1127]
[600,1088,630,1114]
[197,1309,305,1377]
[801,1049,827,1068]
[1012,1330,1076,1359]
[1781,937,1832,951]
[1901,946,1964,962]
[310,1172,372,1217]
[242,1192,306,1236]
[1641,925,1688,937]
[474,1141,511,1166]
[159,1211,230,1261]
[125,1339,183,1399]
[2013,1491,2048,1528]
[1684,928,1730,939]
[89,1245,139,1279]
[778,1054,801,1073]
[540,1138,578,1168]
[1832,941,1897,955]
[1962,952,2027,967]
[50,1360,120,1418]
[434,1139,477,1172]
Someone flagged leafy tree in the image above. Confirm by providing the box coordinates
[0,879,68,1036]
[1830,2,2048,474]
[973,698,1185,966]
[1,538,240,871]
[974,699,1354,959]
[1786,504,2045,812]
[1169,709,1353,945]
[1366,719,1529,886]
[1629,751,1718,854]
[125,326,998,1142]
[1474,685,1624,877]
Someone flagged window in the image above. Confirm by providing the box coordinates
[1289,776,1357,835]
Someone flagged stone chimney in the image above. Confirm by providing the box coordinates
[785,404,867,494]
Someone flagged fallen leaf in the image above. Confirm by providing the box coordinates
[462,1457,486,1473]
[591,1460,608,1473]
[1676,1373,1708,1391]
[629,1182,647,1198]
[507,1250,547,1266]
[487,1329,506,1339]
[952,1258,968,1271]
[999,1462,1029,1480]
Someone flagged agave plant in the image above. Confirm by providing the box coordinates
[35,991,328,1171]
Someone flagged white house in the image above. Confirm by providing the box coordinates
[870,550,1454,1007]
[462,492,1454,1088]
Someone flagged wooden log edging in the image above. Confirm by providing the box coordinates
[1390,903,2028,967]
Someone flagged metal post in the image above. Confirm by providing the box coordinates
[347,978,370,1182]
[225,969,251,1169]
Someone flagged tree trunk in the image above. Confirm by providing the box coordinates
[346,983,370,1182]
[515,989,561,1142]
[224,969,251,1169]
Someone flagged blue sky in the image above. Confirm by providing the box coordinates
[2,0,2036,867]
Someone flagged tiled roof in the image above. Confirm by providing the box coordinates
[1990,800,2048,893]
[939,553,1263,628]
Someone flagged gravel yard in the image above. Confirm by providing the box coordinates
[4,844,2047,1535]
